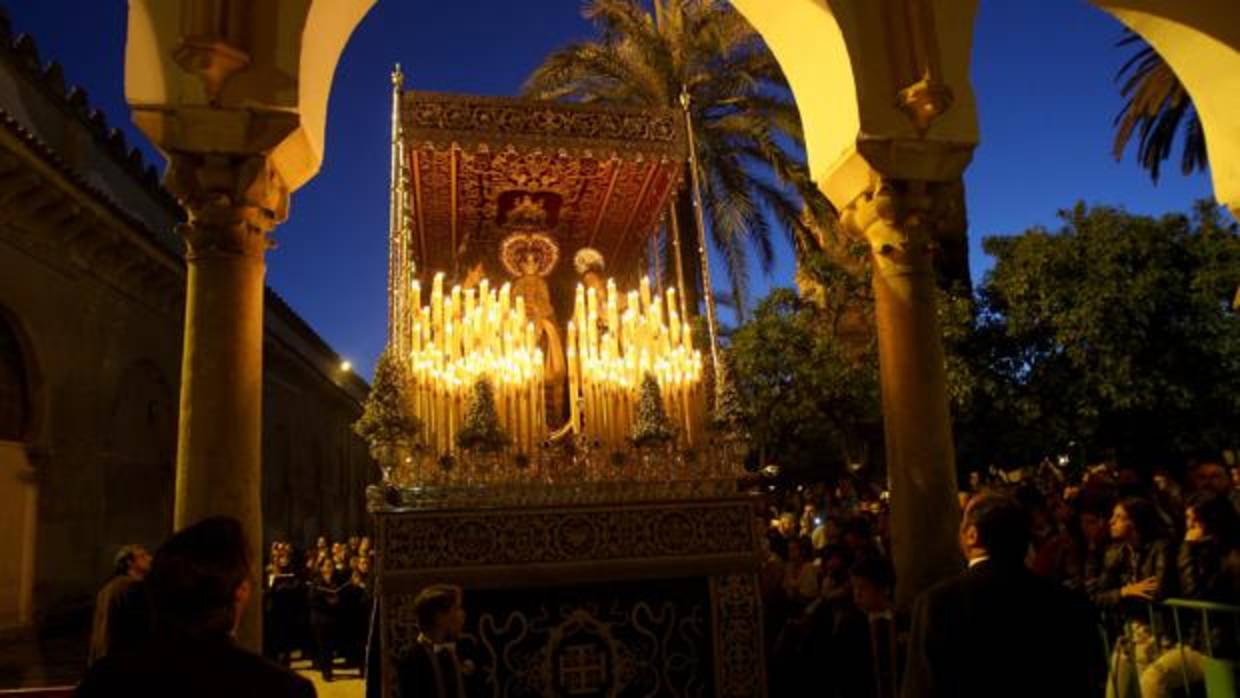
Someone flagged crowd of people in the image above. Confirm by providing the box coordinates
[80,457,1239,698]
[761,457,1240,698]
[264,535,375,681]
[84,532,376,687]
[79,516,318,698]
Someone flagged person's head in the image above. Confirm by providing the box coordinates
[820,544,851,576]
[1050,496,1074,527]
[316,536,328,550]
[114,544,152,579]
[356,555,372,575]
[959,493,1031,565]
[842,516,873,552]
[1110,498,1162,546]
[776,513,796,538]
[414,584,466,641]
[359,537,372,553]
[319,558,335,582]
[1078,502,1111,547]
[1116,469,1146,499]
[147,516,252,638]
[822,516,843,542]
[1186,492,1240,549]
[787,537,806,564]
[850,556,895,614]
[1015,486,1049,530]
[1190,462,1232,497]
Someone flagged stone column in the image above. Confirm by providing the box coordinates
[166,153,287,649]
[840,178,965,608]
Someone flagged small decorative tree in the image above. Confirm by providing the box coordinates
[456,377,511,453]
[710,357,749,437]
[353,348,421,484]
[631,373,674,447]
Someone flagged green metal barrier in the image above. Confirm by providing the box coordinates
[1164,599,1239,698]
[1099,599,1240,698]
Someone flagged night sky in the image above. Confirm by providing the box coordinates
[8,2,1214,378]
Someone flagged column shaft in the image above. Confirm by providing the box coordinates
[168,153,285,651]
[174,240,266,647]
[843,179,964,607]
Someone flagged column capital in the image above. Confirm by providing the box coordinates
[166,153,288,260]
[838,178,965,278]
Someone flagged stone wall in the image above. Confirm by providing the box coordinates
[0,16,375,635]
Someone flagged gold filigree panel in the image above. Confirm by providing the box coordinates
[710,574,766,698]
[401,91,684,157]
[376,500,754,573]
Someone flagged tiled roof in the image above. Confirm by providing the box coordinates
[0,8,182,216]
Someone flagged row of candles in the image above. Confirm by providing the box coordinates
[405,273,705,456]
[566,276,705,451]
[407,273,546,456]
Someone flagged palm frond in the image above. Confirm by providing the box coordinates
[1112,31,1207,182]
[526,0,838,307]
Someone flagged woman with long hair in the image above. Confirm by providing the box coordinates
[1092,497,1176,698]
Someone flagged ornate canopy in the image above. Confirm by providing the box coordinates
[397,90,687,283]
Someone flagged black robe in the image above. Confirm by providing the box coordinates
[395,636,468,698]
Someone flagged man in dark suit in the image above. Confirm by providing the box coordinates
[900,492,1101,698]
[75,516,316,698]
[88,544,153,665]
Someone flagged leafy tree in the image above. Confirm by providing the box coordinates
[354,349,421,478]
[728,288,881,477]
[1113,32,1207,182]
[971,201,1240,469]
[525,0,832,316]
[742,237,979,479]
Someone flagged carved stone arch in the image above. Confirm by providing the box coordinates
[1091,0,1240,215]
[0,301,43,441]
[0,307,34,443]
[729,0,980,208]
[102,359,176,548]
[0,304,42,628]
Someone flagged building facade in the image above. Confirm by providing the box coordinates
[0,8,374,661]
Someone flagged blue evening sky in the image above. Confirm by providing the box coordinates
[9,2,1214,377]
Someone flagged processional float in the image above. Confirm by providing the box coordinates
[371,66,765,698]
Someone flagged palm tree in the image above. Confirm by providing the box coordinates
[524,0,832,318]
[1113,31,1207,182]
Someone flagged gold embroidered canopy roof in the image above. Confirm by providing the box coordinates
[398,90,687,282]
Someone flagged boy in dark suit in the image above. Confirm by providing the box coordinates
[395,584,469,698]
